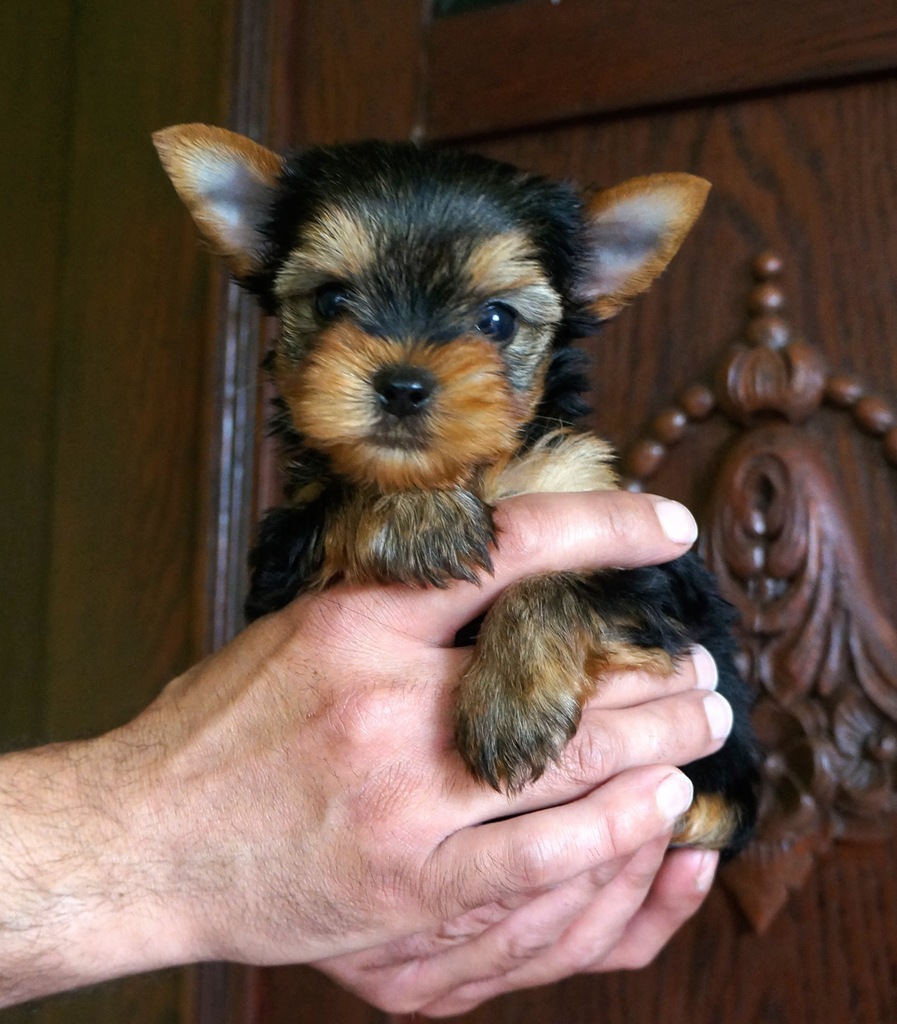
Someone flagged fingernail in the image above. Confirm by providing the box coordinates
[652,499,698,546]
[704,692,733,741]
[656,773,694,821]
[695,851,718,894]
[692,645,718,690]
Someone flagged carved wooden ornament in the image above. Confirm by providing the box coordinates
[622,253,897,932]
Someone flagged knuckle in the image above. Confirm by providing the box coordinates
[618,697,700,767]
[437,900,509,941]
[657,692,714,760]
[366,981,425,1016]
[563,938,607,975]
[493,499,552,564]
[506,835,555,891]
[626,858,663,894]
[322,686,395,748]
[593,813,626,864]
[560,721,615,785]
[599,493,644,545]
[495,929,553,967]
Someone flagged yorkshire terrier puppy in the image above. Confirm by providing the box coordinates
[155,125,758,855]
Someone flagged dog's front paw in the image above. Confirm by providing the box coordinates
[454,650,583,792]
[452,572,684,792]
[361,489,495,586]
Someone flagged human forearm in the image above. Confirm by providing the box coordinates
[0,737,192,1007]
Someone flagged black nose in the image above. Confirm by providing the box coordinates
[373,366,436,418]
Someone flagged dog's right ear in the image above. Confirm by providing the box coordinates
[153,124,284,279]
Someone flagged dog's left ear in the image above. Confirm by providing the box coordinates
[153,123,285,279]
[577,173,710,320]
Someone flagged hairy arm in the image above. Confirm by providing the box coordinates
[0,738,194,1005]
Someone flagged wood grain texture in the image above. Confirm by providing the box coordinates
[0,0,74,748]
[473,77,897,623]
[623,257,897,933]
[42,0,230,737]
[192,1,275,1021]
[0,0,232,1022]
[427,0,897,139]
[273,0,424,146]
[461,76,897,1024]
[252,967,388,1024]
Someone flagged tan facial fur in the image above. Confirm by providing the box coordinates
[269,215,565,492]
[275,322,525,491]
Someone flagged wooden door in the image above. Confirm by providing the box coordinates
[207,1,897,1021]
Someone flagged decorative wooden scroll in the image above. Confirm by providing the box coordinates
[621,253,897,933]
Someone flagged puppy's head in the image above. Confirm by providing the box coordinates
[155,125,708,491]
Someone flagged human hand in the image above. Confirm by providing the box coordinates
[312,598,723,1016]
[316,844,718,1017]
[126,490,727,964]
[0,490,730,1008]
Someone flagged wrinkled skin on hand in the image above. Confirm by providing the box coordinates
[131,493,727,974]
[0,491,729,1012]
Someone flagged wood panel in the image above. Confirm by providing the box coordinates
[41,0,233,739]
[460,74,897,1024]
[272,0,424,146]
[0,0,74,748]
[427,0,897,139]
[0,0,233,1022]
[473,76,897,618]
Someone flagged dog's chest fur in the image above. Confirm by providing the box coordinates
[477,430,616,503]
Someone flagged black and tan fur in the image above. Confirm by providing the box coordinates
[155,125,759,855]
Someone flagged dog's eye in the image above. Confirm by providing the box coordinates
[475,303,518,344]
[314,283,350,322]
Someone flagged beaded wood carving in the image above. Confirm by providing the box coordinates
[623,253,897,932]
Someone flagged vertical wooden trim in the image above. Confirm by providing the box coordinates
[200,272,266,655]
[200,0,274,656]
[192,0,274,1021]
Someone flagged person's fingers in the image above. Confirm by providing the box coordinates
[323,849,645,1015]
[325,490,698,646]
[486,687,732,818]
[418,838,670,1016]
[582,644,718,711]
[425,765,691,923]
[317,845,716,1016]
[593,847,718,972]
